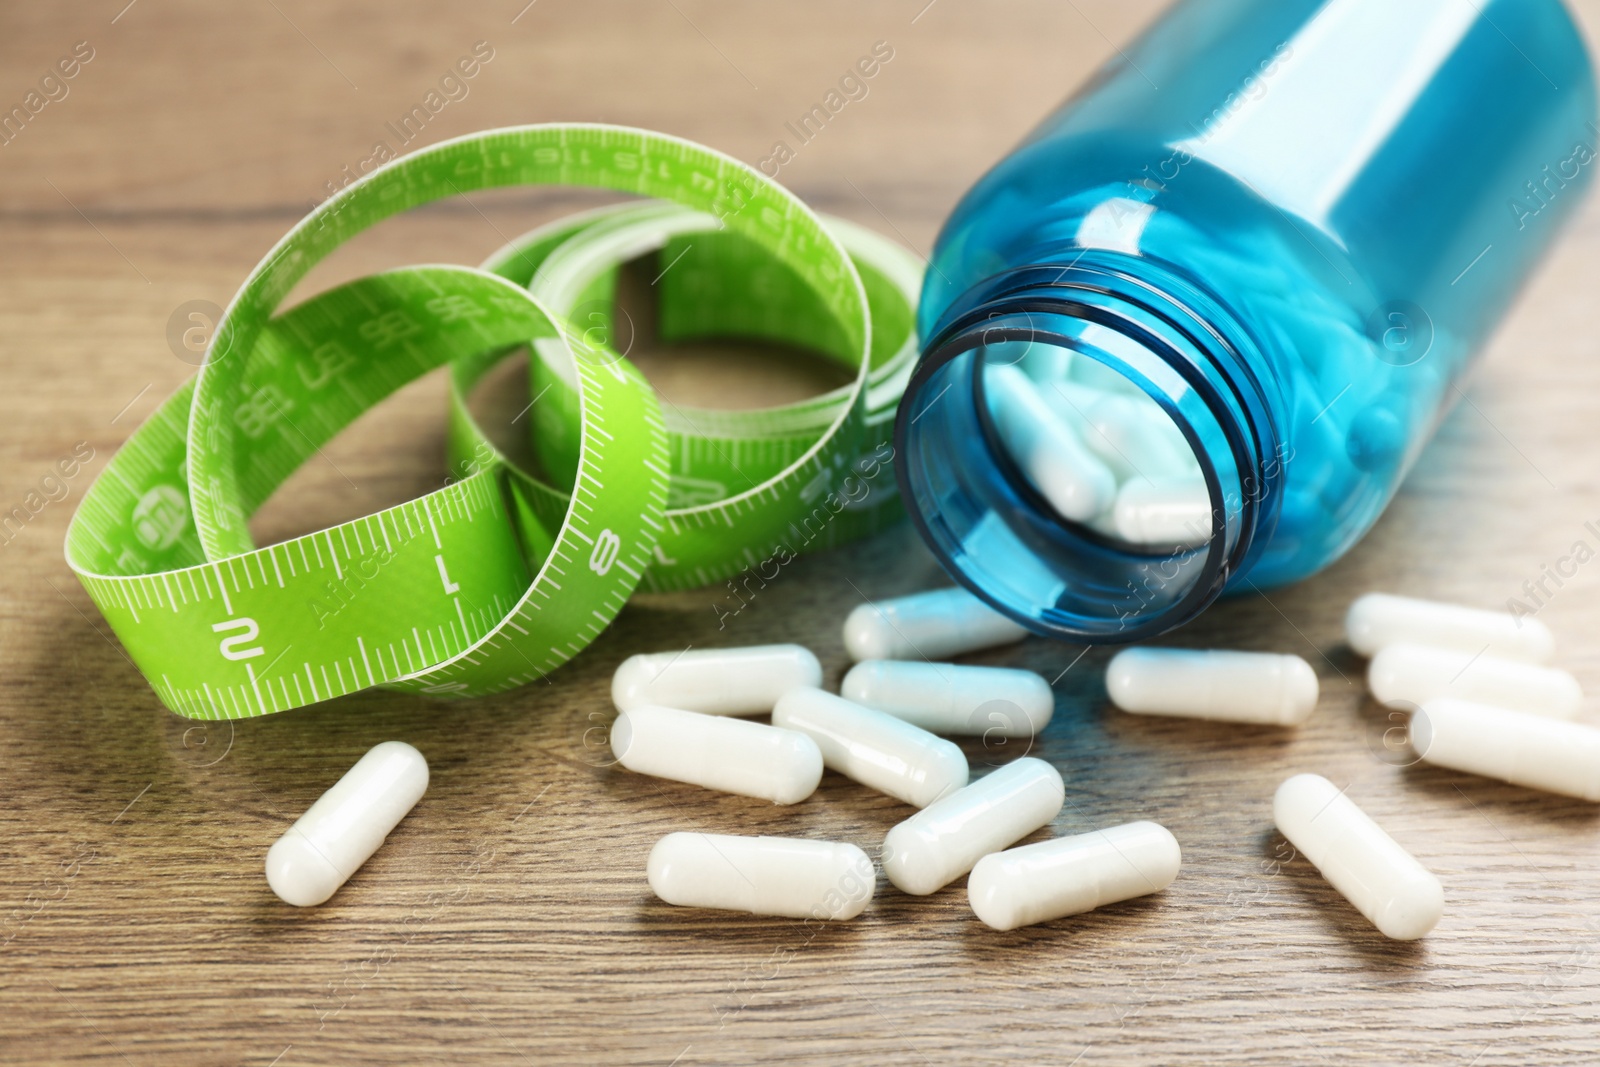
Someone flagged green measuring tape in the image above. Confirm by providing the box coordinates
[64,125,921,720]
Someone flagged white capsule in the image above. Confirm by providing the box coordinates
[1017,342,1074,383]
[1345,592,1554,662]
[967,821,1181,930]
[1411,699,1600,801]
[1106,647,1319,726]
[985,363,1117,522]
[843,587,1030,662]
[771,687,968,807]
[1084,507,1124,540]
[265,741,429,907]
[882,757,1065,895]
[1273,773,1443,940]
[1043,383,1196,484]
[647,832,874,920]
[611,705,822,805]
[1368,643,1581,719]
[841,660,1054,738]
[1113,476,1212,546]
[611,643,822,715]
[1070,356,1143,395]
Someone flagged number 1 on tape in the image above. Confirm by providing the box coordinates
[65,125,874,719]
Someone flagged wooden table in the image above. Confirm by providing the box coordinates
[4,2,1599,1063]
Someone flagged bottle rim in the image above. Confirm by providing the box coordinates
[895,257,1283,643]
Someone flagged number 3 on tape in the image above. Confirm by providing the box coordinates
[65,125,874,720]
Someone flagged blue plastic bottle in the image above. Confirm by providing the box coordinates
[897,0,1598,642]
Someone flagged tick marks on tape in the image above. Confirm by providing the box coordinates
[710,440,896,630]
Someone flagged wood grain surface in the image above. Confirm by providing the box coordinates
[4,2,1600,1064]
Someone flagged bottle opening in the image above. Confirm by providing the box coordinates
[896,295,1274,643]
[981,339,1208,551]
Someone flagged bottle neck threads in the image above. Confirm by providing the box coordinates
[895,255,1283,642]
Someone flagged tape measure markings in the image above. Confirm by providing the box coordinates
[65,125,926,719]
[494,202,921,584]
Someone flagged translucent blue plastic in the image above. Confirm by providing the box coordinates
[897,0,1598,642]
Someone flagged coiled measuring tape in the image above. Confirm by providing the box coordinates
[64,125,921,719]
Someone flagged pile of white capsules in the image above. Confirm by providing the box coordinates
[986,348,1210,547]
[261,587,1598,940]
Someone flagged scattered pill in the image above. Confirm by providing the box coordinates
[881,756,1065,895]
[772,687,968,807]
[1273,773,1443,940]
[1411,699,1600,801]
[611,643,822,715]
[265,741,429,907]
[647,832,875,919]
[611,705,822,805]
[1345,592,1554,662]
[1113,476,1213,547]
[840,660,1054,738]
[985,363,1117,522]
[967,821,1181,930]
[1368,643,1581,719]
[1106,647,1319,726]
[843,586,1030,662]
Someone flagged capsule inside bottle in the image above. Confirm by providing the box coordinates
[897,331,1247,643]
[983,349,1208,550]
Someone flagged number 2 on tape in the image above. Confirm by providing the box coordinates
[65,125,874,720]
